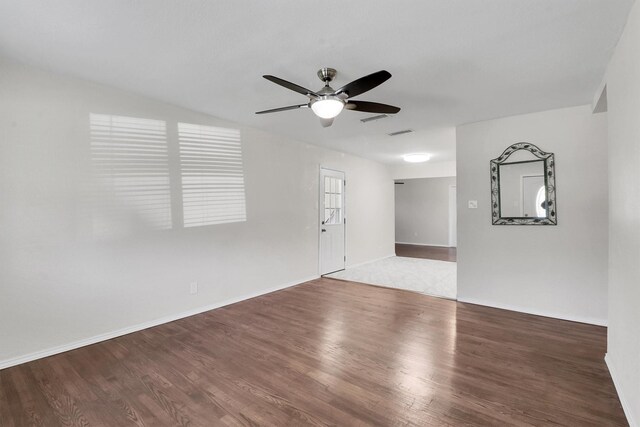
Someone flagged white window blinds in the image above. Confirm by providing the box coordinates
[178,123,247,227]
[89,114,172,235]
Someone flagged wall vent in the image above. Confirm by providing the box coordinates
[360,114,388,123]
[388,129,414,136]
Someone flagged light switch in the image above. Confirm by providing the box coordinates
[468,200,478,209]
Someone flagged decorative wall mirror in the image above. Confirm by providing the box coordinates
[490,143,557,225]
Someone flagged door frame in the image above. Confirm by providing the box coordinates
[318,166,346,276]
[448,184,457,247]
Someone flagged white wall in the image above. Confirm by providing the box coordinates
[395,177,456,246]
[456,105,608,325]
[603,1,640,425]
[0,59,395,367]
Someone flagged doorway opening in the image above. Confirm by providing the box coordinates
[394,177,457,260]
[326,176,457,300]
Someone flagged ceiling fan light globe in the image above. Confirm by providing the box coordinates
[311,98,344,119]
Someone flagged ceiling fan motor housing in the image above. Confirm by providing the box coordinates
[317,67,337,83]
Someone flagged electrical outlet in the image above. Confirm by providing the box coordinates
[190,281,198,294]
[468,200,478,209]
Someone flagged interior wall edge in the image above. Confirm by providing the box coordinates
[457,297,607,327]
[605,353,639,427]
[0,274,320,371]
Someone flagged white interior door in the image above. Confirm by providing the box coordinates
[319,168,345,275]
[522,175,545,217]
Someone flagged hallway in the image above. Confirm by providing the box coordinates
[395,243,457,262]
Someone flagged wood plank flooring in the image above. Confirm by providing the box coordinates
[0,278,627,426]
[396,243,457,262]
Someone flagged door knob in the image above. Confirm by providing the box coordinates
[321,229,327,232]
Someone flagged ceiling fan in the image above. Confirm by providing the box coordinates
[256,68,401,127]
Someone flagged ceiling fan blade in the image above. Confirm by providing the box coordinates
[334,70,391,98]
[345,101,401,114]
[263,75,318,97]
[255,104,308,114]
[320,117,334,128]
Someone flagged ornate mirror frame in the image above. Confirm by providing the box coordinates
[490,142,557,225]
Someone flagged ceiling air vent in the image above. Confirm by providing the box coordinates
[388,129,414,136]
[360,114,389,123]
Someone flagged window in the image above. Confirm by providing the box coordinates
[324,176,342,224]
[178,123,247,227]
[89,114,172,235]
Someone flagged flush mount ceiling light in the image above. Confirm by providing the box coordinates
[256,68,401,127]
[403,153,431,163]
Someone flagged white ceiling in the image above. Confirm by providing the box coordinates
[0,1,633,165]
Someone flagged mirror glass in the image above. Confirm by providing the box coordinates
[490,143,556,225]
[498,160,546,218]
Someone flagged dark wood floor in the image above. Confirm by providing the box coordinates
[0,279,626,426]
[396,243,457,262]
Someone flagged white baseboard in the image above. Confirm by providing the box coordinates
[605,353,638,427]
[345,253,396,269]
[0,275,319,371]
[457,296,607,326]
[395,241,454,248]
